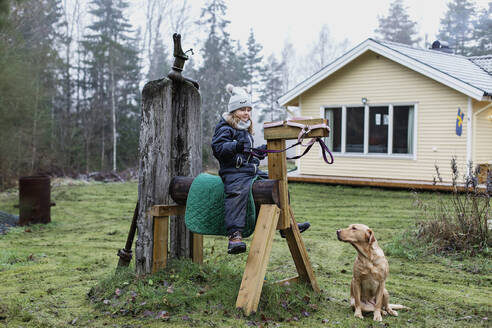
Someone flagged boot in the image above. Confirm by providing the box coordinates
[227,231,246,254]
[279,222,311,238]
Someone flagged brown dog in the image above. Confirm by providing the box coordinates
[336,224,406,321]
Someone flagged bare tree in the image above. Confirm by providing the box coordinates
[306,24,349,75]
[169,0,191,35]
[280,39,296,93]
[143,0,169,75]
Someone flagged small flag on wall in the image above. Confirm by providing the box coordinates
[456,108,464,136]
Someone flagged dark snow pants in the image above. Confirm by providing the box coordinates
[222,172,253,236]
[222,170,268,236]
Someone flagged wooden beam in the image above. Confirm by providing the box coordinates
[274,276,299,286]
[152,216,169,273]
[169,176,280,206]
[263,118,328,140]
[283,206,319,292]
[191,233,203,265]
[267,139,290,230]
[236,204,280,315]
[150,204,185,217]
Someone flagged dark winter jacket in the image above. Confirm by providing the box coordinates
[211,117,266,176]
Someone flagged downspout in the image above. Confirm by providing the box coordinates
[466,97,472,171]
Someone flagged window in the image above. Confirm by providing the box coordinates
[325,108,341,152]
[346,107,364,153]
[393,106,414,154]
[369,106,388,153]
[324,104,415,156]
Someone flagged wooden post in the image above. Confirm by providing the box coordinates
[267,139,290,230]
[236,204,280,315]
[152,216,168,273]
[284,206,319,292]
[150,205,189,272]
[191,234,203,265]
[136,76,201,275]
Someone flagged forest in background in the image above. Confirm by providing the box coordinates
[0,0,490,190]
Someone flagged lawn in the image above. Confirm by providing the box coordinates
[0,180,490,327]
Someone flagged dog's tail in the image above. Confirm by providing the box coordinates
[389,304,410,310]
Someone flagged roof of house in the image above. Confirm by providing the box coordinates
[278,38,492,106]
[470,55,492,74]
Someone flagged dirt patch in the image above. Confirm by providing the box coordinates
[0,211,19,234]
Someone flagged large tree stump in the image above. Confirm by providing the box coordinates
[136,78,201,275]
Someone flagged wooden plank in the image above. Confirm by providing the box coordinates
[274,276,299,286]
[150,204,185,217]
[236,204,280,315]
[287,173,488,192]
[263,118,328,140]
[191,233,203,265]
[283,206,320,292]
[152,216,169,273]
[267,139,290,230]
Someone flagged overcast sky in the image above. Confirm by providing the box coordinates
[130,0,490,60]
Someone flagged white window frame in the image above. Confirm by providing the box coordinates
[322,102,417,160]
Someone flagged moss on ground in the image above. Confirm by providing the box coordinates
[0,181,490,327]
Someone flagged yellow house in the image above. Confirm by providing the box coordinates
[278,39,492,189]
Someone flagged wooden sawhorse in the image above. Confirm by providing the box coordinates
[150,118,327,315]
[235,118,327,315]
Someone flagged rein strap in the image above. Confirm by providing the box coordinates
[247,120,334,164]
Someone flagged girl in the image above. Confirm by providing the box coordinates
[211,84,266,254]
[211,84,310,254]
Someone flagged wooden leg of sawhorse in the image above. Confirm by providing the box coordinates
[153,218,203,272]
[282,206,320,292]
[191,233,203,264]
[153,216,169,273]
[151,205,202,272]
[236,204,280,315]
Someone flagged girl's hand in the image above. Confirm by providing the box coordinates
[235,141,245,153]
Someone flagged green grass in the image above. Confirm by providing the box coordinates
[0,181,490,327]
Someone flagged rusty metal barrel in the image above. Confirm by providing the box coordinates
[18,175,54,226]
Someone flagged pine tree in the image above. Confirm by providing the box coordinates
[374,0,421,46]
[245,28,263,100]
[0,0,62,179]
[147,36,170,81]
[81,0,141,172]
[196,0,248,166]
[437,0,476,55]
[471,2,492,56]
[258,54,285,123]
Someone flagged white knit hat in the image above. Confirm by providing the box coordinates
[226,84,252,113]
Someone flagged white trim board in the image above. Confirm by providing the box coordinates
[278,39,487,106]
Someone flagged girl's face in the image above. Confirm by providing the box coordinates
[235,107,252,122]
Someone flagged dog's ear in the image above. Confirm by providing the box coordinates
[367,229,376,244]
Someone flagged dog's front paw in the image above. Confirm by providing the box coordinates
[373,311,382,321]
[388,308,398,316]
[354,309,363,319]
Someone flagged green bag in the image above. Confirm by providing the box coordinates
[184,173,257,237]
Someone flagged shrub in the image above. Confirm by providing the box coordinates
[413,157,491,256]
